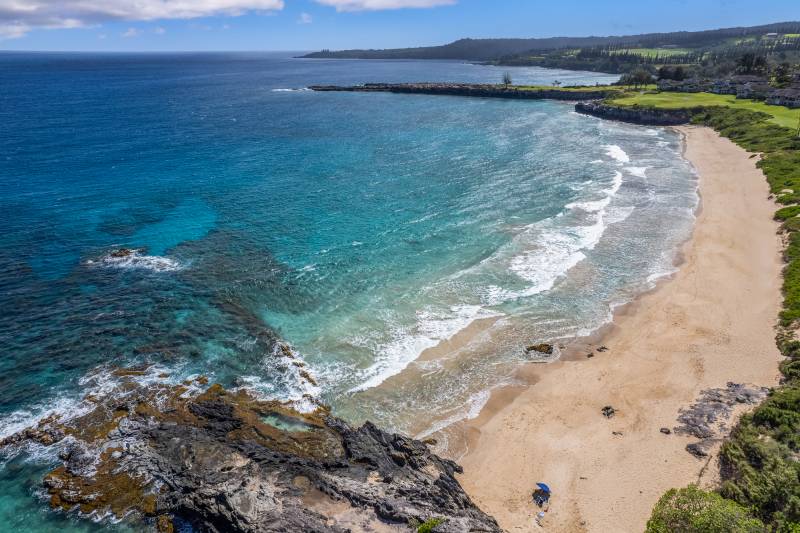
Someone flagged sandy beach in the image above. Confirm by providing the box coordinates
[457,126,784,532]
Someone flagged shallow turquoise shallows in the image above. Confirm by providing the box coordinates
[0,52,696,531]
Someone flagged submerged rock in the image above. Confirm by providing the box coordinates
[525,343,554,355]
[1,373,500,533]
[108,247,139,258]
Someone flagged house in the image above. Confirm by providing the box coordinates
[711,75,767,95]
[737,81,772,100]
[766,87,800,108]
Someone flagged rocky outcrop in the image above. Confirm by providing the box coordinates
[574,101,694,125]
[310,83,617,101]
[1,372,500,533]
[525,343,554,355]
[674,382,768,459]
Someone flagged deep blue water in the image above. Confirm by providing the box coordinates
[0,52,696,531]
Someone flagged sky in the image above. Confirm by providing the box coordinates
[1,0,800,52]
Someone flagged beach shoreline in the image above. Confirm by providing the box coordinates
[455,126,784,532]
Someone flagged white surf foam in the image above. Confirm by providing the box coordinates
[487,170,624,303]
[238,343,322,413]
[349,304,502,393]
[89,249,182,272]
[604,144,630,163]
[625,166,648,178]
[0,363,183,444]
[415,387,492,442]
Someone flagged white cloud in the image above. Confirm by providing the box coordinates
[153,26,165,34]
[297,11,312,23]
[0,0,285,39]
[314,0,454,11]
[122,27,139,37]
[0,21,29,39]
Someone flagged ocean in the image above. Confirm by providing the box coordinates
[0,51,697,530]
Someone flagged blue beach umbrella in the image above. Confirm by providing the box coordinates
[536,483,551,494]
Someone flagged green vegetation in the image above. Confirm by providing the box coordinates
[623,98,800,530]
[610,92,800,129]
[610,47,693,58]
[646,485,765,533]
[515,84,623,93]
[416,518,445,533]
[304,21,800,75]
[717,386,800,529]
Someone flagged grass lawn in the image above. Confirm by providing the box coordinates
[611,91,800,129]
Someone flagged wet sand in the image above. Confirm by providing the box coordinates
[457,126,784,532]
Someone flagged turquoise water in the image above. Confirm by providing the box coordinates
[0,52,696,530]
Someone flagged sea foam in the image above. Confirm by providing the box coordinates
[88,249,182,272]
[605,144,631,163]
[349,304,502,393]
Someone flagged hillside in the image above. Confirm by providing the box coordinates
[302,21,800,74]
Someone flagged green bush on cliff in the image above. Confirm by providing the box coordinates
[416,517,444,533]
[718,409,800,529]
[646,485,765,533]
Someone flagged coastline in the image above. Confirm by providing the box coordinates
[456,126,784,532]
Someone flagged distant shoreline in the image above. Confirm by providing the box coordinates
[309,82,619,101]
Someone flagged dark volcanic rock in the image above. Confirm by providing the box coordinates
[525,343,554,355]
[675,382,768,459]
[686,441,714,458]
[1,373,500,533]
[310,83,616,101]
[575,102,693,126]
[109,248,138,258]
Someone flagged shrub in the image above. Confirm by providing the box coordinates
[646,485,765,533]
[417,517,444,533]
[719,411,800,528]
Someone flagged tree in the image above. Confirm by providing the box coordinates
[774,62,793,87]
[619,68,655,89]
[552,79,562,87]
[674,66,687,81]
[646,486,766,533]
[502,71,512,87]
[737,53,768,75]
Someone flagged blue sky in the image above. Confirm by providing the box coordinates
[1,0,800,52]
